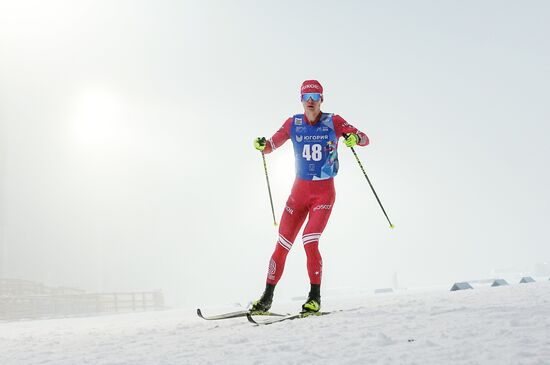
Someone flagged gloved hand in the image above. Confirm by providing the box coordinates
[254,137,267,151]
[344,133,359,147]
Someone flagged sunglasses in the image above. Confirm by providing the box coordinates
[301,93,322,102]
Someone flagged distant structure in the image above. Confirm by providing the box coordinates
[0,278,164,321]
[450,282,473,291]
[491,279,509,287]
[519,277,535,284]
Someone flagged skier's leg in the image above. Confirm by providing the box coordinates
[299,179,336,312]
[266,194,308,285]
[302,209,333,285]
[252,181,309,312]
[300,189,334,313]
[302,181,336,285]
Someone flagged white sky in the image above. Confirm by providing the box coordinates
[1,0,549,307]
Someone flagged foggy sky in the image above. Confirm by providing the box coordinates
[1,0,549,307]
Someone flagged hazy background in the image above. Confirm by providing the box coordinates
[1,0,549,307]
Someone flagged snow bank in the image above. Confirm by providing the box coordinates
[1,281,549,364]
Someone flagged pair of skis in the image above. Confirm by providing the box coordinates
[197,308,331,326]
[246,310,331,325]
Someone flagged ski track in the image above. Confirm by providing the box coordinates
[1,282,550,365]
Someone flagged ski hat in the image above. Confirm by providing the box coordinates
[300,80,323,95]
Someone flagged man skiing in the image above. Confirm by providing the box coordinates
[252,80,369,314]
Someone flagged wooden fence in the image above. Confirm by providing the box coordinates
[0,279,165,320]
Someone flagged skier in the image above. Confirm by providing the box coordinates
[252,80,369,314]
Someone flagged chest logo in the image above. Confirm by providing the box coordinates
[296,135,303,142]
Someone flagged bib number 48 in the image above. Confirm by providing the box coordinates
[302,144,323,161]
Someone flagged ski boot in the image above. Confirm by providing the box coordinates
[301,284,321,315]
[250,284,275,314]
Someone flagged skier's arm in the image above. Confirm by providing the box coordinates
[262,118,292,154]
[333,115,369,147]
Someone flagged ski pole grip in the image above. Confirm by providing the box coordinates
[258,137,267,150]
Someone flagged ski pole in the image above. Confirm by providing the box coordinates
[344,134,394,229]
[260,149,278,226]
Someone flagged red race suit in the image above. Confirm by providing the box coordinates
[262,113,368,285]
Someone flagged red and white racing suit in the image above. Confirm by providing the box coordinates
[262,113,368,285]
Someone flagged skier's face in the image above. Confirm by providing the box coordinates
[301,94,323,114]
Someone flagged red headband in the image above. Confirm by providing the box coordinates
[300,80,323,94]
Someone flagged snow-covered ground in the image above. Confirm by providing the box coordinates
[1,281,549,365]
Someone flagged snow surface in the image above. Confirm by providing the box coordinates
[1,281,550,365]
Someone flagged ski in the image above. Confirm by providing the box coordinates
[247,311,332,325]
[196,308,286,321]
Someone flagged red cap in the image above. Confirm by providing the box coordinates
[300,80,323,95]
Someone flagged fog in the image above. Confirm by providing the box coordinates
[1,0,549,307]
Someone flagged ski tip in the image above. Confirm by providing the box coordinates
[196,308,204,319]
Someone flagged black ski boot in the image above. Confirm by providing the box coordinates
[250,284,275,314]
[301,284,321,313]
